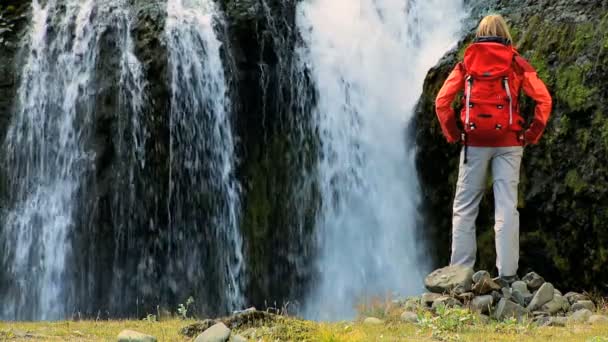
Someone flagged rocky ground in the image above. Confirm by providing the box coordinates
[2,267,606,341]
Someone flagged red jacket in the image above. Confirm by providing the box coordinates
[435,41,552,147]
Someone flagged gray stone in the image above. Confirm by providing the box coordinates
[432,296,462,310]
[564,292,588,305]
[569,309,593,323]
[571,300,596,312]
[493,298,529,321]
[195,323,231,342]
[501,287,512,300]
[470,295,493,314]
[403,298,420,311]
[422,292,442,306]
[230,335,247,342]
[472,270,490,284]
[554,289,563,296]
[491,291,502,304]
[117,330,157,342]
[589,315,608,325]
[541,294,567,315]
[511,281,530,295]
[472,275,502,295]
[400,311,418,323]
[522,272,545,291]
[363,317,384,325]
[538,316,567,327]
[527,282,554,311]
[493,277,510,289]
[511,290,526,306]
[424,266,474,294]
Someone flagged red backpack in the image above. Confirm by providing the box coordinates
[460,39,524,142]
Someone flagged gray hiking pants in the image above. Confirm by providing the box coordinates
[450,146,524,277]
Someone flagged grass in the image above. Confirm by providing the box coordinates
[1,314,608,341]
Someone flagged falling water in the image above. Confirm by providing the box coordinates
[165,0,244,313]
[297,0,465,319]
[0,0,146,320]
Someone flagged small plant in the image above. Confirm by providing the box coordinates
[142,314,157,322]
[177,296,195,319]
[417,304,478,341]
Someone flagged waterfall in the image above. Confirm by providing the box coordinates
[165,0,244,313]
[296,0,465,319]
[0,0,146,320]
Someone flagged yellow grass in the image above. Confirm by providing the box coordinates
[1,317,608,341]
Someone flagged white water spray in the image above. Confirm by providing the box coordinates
[297,0,465,319]
[165,0,245,312]
[0,0,146,320]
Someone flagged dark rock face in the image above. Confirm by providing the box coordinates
[415,0,608,294]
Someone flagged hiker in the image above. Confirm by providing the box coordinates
[435,15,552,281]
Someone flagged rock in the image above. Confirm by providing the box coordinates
[194,323,231,342]
[472,275,502,295]
[564,292,588,305]
[569,309,593,323]
[117,330,157,342]
[432,296,462,310]
[511,281,530,295]
[472,270,490,284]
[229,335,247,342]
[422,293,442,306]
[501,287,512,300]
[424,266,474,293]
[470,295,493,314]
[538,316,567,327]
[181,320,219,337]
[527,282,554,311]
[493,298,529,321]
[363,317,384,325]
[511,290,526,306]
[589,315,608,325]
[491,291,502,304]
[554,289,563,296]
[456,292,475,302]
[493,277,510,289]
[571,300,596,312]
[541,294,567,314]
[522,272,545,291]
[403,298,420,311]
[400,311,418,323]
[478,314,490,324]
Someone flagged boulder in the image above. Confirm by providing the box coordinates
[470,295,493,314]
[511,290,526,306]
[491,291,502,304]
[117,330,157,342]
[564,292,588,305]
[493,277,510,289]
[538,316,567,327]
[501,287,512,300]
[194,323,231,342]
[472,270,490,284]
[511,281,530,295]
[571,300,596,312]
[541,294,567,315]
[472,275,502,295]
[230,335,247,342]
[589,315,608,325]
[363,317,384,325]
[403,298,420,311]
[493,298,529,321]
[400,311,418,323]
[569,309,593,323]
[527,282,554,311]
[432,296,462,310]
[424,266,474,293]
[421,293,442,306]
[522,272,545,291]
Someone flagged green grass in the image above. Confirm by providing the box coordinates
[1,313,608,341]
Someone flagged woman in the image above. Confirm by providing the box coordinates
[435,15,552,281]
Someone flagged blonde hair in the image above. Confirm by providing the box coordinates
[476,15,513,43]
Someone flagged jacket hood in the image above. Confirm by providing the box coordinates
[464,37,516,78]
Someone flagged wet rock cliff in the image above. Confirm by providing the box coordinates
[416,0,608,293]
